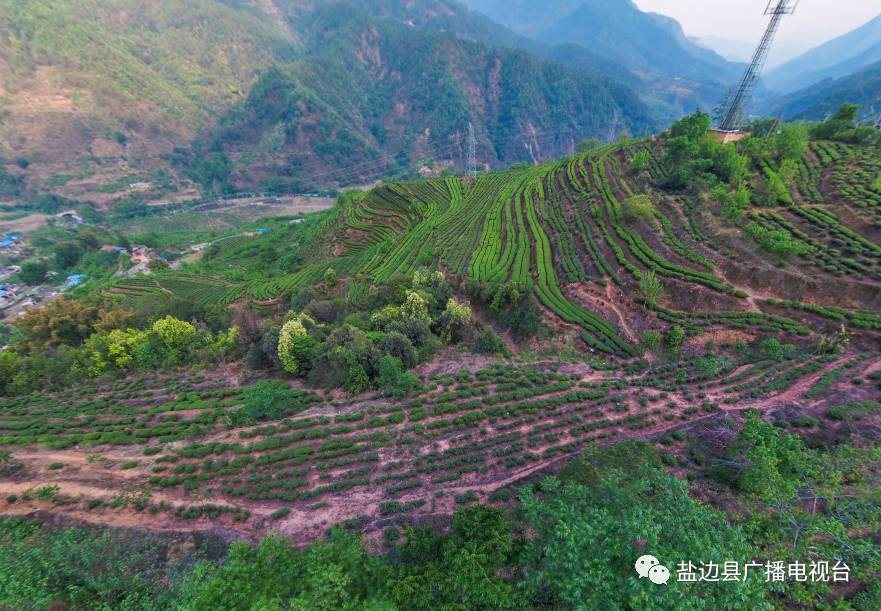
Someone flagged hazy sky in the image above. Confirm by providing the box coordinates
[634,1,880,46]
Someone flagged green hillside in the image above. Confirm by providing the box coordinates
[0,0,295,159]
[111,110,881,359]
[0,0,656,202]
[775,60,881,121]
[3,109,881,611]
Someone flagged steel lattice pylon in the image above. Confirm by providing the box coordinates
[717,1,799,132]
[466,122,478,177]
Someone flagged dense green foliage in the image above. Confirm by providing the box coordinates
[4,430,879,609]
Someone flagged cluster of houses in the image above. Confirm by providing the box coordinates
[0,282,22,308]
[0,232,25,258]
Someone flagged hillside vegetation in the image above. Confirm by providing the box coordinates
[0,0,656,203]
[776,61,881,121]
[1,109,881,608]
[98,110,881,360]
[0,0,294,173]
[177,6,652,194]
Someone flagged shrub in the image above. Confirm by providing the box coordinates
[270,508,291,520]
[240,380,302,421]
[666,325,685,354]
[638,271,664,305]
[622,194,656,223]
[826,401,881,421]
[377,355,417,399]
[489,489,513,502]
[471,324,508,355]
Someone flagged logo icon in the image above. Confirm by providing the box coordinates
[649,564,671,585]
[635,555,670,585]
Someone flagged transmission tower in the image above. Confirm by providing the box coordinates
[717,1,799,132]
[466,122,478,176]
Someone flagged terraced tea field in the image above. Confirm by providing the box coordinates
[110,139,881,358]
[2,353,878,542]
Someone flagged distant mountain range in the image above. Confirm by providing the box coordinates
[698,35,811,70]
[3,0,877,202]
[463,0,742,84]
[764,13,881,94]
[774,60,881,121]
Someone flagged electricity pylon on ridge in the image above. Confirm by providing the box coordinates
[466,122,478,177]
[716,1,800,133]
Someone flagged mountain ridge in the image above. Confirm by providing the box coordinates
[0,0,657,202]
[764,12,881,93]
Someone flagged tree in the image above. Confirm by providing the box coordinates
[14,297,98,348]
[500,292,539,341]
[669,112,711,140]
[518,445,771,610]
[401,291,430,323]
[377,355,408,397]
[728,411,813,506]
[379,331,417,369]
[278,313,317,375]
[323,267,338,286]
[832,103,859,124]
[105,329,149,368]
[151,316,196,351]
[774,123,809,161]
[437,298,472,343]
[18,260,49,285]
[53,242,83,270]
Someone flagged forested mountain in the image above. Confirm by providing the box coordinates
[0,0,659,201]
[764,13,881,94]
[175,2,653,193]
[775,60,881,120]
[463,0,742,84]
